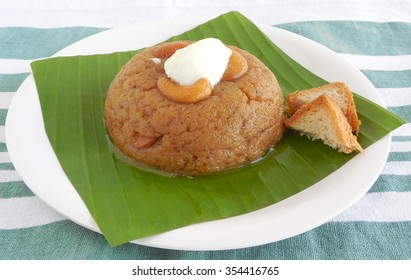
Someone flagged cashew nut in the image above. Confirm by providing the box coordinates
[154,41,190,59]
[157,77,212,104]
[223,51,248,81]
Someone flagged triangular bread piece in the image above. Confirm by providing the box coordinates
[284,94,363,153]
[286,82,360,135]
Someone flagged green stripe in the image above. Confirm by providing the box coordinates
[2,23,410,60]
[0,143,7,152]
[276,21,411,55]
[0,163,15,170]
[392,136,411,142]
[0,181,34,198]
[387,152,411,162]
[1,220,410,259]
[0,73,29,91]
[3,22,410,59]
[2,22,410,59]
[0,109,7,125]
[362,70,411,88]
[370,175,411,192]
[0,27,107,59]
[388,105,411,123]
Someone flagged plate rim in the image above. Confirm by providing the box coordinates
[5,18,390,251]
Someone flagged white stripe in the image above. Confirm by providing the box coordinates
[0,196,66,229]
[0,0,186,9]
[0,92,15,109]
[392,123,411,137]
[0,0,410,28]
[332,192,411,222]
[0,152,11,163]
[0,59,32,74]
[381,161,411,175]
[339,54,411,71]
[0,170,21,182]
[378,88,411,107]
[390,141,411,152]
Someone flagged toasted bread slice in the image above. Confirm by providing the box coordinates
[284,95,363,154]
[286,82,360,135]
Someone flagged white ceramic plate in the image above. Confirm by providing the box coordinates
[6,18,389,251]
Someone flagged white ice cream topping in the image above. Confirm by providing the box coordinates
[164,38,232,87]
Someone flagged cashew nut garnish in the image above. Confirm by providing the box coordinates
[131,134,158,149]
[154,41,190,59]
[223,51,248,81]
[157,77,213,104]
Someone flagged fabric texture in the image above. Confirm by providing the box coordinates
[0,0,410,259]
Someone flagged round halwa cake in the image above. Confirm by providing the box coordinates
[104,41,284,176]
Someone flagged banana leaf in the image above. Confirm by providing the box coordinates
[31,11,405,246]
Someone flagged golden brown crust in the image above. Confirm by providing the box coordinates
[286,82,360,135]
[284,94,363,153]
[104,41,285,176]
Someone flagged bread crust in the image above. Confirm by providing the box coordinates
[284,94,363,153]
[286,82,360,135]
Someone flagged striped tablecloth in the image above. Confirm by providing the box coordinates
[1,0,410,259]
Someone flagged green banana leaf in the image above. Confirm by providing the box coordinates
[31,11,405,246]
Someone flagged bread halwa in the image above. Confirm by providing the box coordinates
[104,40,284,176]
